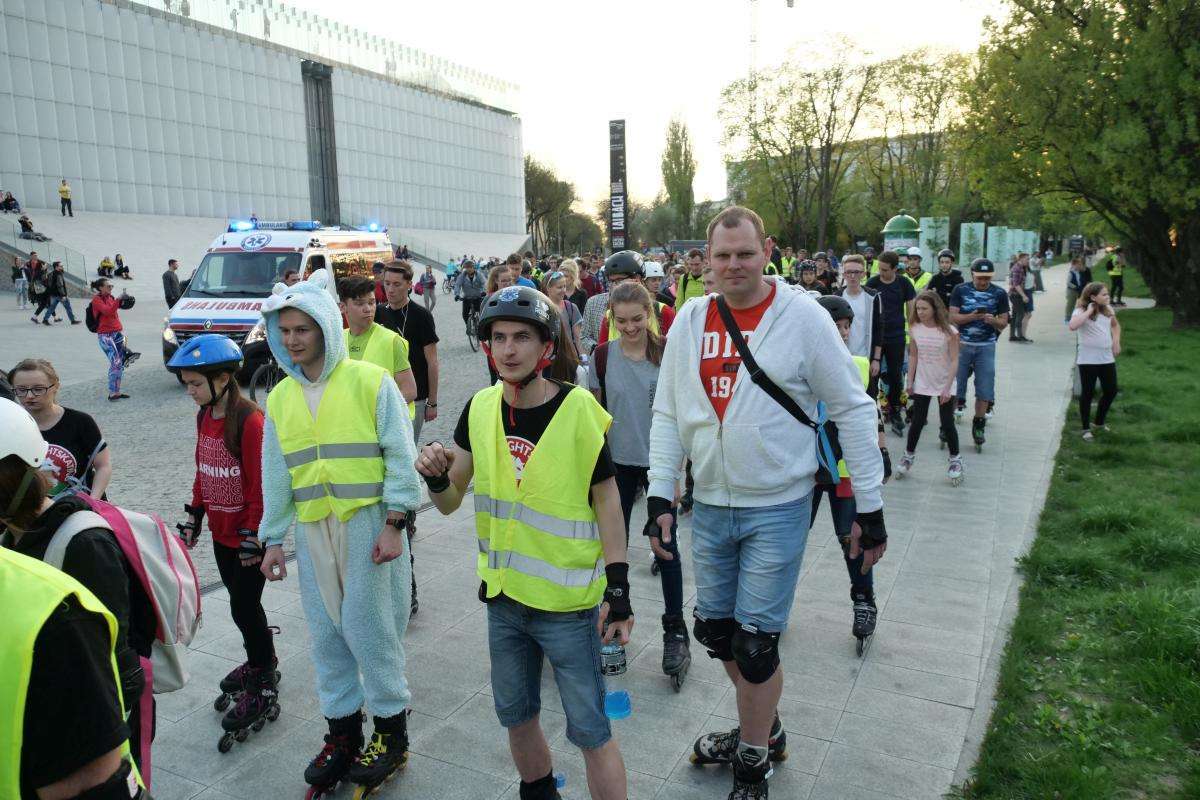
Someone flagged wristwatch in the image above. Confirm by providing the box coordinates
[385,515,405,530]
[427,402,438,408]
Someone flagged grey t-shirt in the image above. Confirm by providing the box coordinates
[588,342,658,467]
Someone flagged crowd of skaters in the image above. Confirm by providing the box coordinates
[0,202,1129,800]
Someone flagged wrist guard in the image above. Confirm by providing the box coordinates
[642,507,675,539]
[855,509,887,549]
[237,529,263,565]
[880,448,892,482]
[422,470,451,493]
[646,495,672,525]
[74,758,145,799]
[602,562,633,622]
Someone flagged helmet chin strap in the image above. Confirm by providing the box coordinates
[204,373,235,408]
[482,342,555,426]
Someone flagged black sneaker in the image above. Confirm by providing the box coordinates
[123,351,141,366]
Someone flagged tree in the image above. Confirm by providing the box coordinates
[661,118,697,236]
[722,53,880,250]
[963,0,1200,326]
[524,156,576,255]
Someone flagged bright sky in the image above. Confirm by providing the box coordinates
[287,0,997,208]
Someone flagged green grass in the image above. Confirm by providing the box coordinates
[953,308,1200,800]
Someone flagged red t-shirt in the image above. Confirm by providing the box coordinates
[190,408,265,548]
[700,285,776,421]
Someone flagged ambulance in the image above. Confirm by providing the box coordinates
[162,220,394,381]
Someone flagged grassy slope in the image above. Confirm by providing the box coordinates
[956,308,1200,799]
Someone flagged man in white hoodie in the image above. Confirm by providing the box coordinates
[647,206,887,799]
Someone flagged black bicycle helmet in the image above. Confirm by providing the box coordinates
[937,248,955,261]
[817,295,854,323]
[477,285,558,345]
[603,250,645,278]
[969,257,995,274]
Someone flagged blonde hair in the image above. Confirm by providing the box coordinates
[706,205,765,244]
[909,290,955,337]
[558,258,581,291]
[9,358,60,388]
[842,254,865,267]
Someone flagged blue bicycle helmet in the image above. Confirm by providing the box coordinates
[167,334,244,406]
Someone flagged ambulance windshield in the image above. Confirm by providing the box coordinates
[186,252,302,297]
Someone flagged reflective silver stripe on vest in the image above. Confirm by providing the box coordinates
[474,494,599,541]
[486,549,604,589]
[292,482,385,503]
[283,443,382,468]
[477,538,488,554]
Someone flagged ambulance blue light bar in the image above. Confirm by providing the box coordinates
[227,220,322,232]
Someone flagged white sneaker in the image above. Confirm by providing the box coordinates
[1081,430,1094,441]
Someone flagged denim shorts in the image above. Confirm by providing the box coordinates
[486,595,611,749]
[957,342,997,403]
[691,494,813,633]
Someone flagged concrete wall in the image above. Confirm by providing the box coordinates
[0,0,525,235]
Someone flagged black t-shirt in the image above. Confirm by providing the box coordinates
[22,596,129,796]
[454,381,616,487]
[376,301,439,400]
[41,408,105,493]
[865,275,917,343]
[929,269,965,310]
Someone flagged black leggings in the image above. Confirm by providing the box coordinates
[880,340,906,414]
[213,541,275,668]
[614,463,683,616]
[1110,274,1124,303]
[1078,363,1118,430]
[907,394,959,456]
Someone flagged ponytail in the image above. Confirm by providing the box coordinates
[220,376,260,457]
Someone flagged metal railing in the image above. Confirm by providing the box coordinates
[131,0,519,113]
[0,216,91,288]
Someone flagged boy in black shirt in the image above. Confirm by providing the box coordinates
[929,248,965,310]
[865,250,916,432]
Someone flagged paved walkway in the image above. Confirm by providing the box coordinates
[152,268,1077,800]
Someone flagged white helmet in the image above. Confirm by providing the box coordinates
[906,246,923,258]
[644,262,665,279]
[0,398,48,468]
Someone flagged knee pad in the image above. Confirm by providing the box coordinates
[692,614,736,662]
[731,625,781,684]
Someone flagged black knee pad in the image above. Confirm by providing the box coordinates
[692,614,736,662]
[731,625,781,684]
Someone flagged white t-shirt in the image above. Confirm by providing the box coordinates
[843,288,873,357]
[1072,308,1115,364]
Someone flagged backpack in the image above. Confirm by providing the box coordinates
[85,300,100,332]
[45,496,202,693]
[593,342,610,408]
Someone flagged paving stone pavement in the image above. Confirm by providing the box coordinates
[115,268,1078,799]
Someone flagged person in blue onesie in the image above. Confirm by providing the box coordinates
[256,269,420,795]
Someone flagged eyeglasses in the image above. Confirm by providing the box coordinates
[843,270,864,275]
[15,385,55,397]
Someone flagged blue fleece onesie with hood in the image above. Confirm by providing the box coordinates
[258,270,420,720]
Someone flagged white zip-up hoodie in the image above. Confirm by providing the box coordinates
[648,279,883,511]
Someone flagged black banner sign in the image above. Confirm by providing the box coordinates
[609,120,628,252]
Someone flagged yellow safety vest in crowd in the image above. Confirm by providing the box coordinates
[837,355,873,480]
[906,271,931,292]
[605,302,664,341]
[866,259,879,277]
[267,359,389,523]
[781,256,796,275]
[1106,255,1123,277]
[346,322,416,420]
[0,548,140,797]
[469,383,612,612]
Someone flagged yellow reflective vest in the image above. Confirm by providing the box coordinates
[837,356,872,479]
[605,302,664,341]
[267,359,389,523]
[346,322,415,420]
[0,548,140,797]
[469,383,612,612]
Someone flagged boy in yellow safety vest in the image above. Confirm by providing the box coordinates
[256,269,421,797]
[416,286,635,800]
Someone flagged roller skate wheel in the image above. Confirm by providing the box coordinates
[773,750,788,763]
[267,703,281,721]
[234,727,250,742]
[671,672,684,693]
[689,753,703,766]
[218,732,235,753]
[252,718,266,732]
[856,636,866,657]
[214,693,232,712]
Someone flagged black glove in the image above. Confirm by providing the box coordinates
[855,508,888,549]
[646,495,672,526]
[880,448,892,483]
[602,563,633,622]
[176,503,204,548]
[643,506,676,541]
[238,529,264,566]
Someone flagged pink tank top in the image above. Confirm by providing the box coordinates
[911,323,957,396]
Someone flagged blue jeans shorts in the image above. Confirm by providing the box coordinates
[486,595,611,749]
[956,341,997,403]
[691,493,813,633]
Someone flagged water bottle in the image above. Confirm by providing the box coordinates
[599,642,627,676]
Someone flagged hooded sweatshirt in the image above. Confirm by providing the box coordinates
[257,270,420,547]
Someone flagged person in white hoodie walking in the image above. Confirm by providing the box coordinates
[647,206,887,800]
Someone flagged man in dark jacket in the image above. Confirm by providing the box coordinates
[41,262,80,325]
[163,258,183,307]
